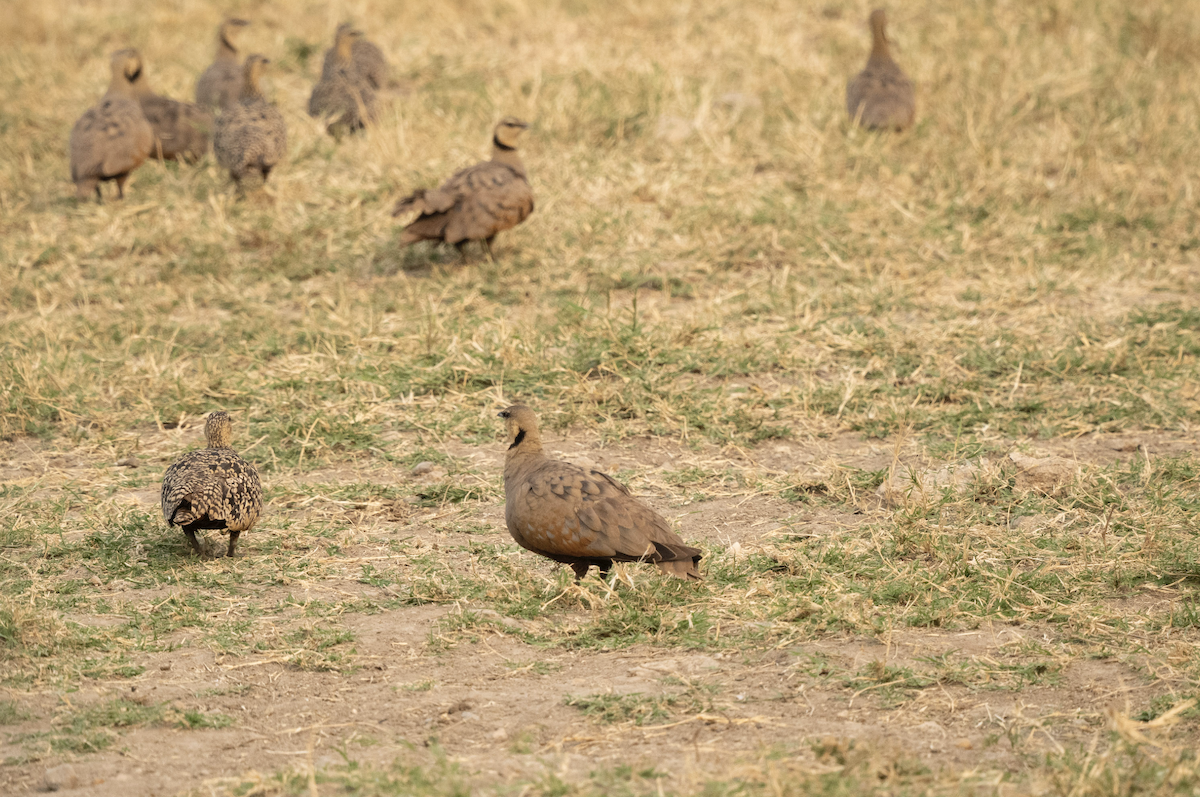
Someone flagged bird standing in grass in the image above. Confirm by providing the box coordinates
[161,411,263,558]
[127,50,213,162]
[392,117,534,261]
[69,49,154,202]
[846,9,915,131]
[213,55,287,190]
[499,405,702,581]
[308,25,378,135]
[196,18,250,111]
[321,23,388,90]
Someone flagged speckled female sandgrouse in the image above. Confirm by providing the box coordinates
[196,18,250,111]
[213,55,287,189]
[127,50,213,161]
[69,49,154,202]
[846,9,915,131]
[308,25,377,135]
[499,405,702,581]
[161,411,263,558]
[392,117,534,260]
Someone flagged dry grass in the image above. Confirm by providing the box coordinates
[2,0,1200,794]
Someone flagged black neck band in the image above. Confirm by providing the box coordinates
[509,429,526,449]
[493,135,515,152]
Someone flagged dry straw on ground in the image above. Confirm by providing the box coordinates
[2,0,1200,795]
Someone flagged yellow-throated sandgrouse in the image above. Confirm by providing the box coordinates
[499,405,702,580]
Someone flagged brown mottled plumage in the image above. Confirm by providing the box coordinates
[308,26,377,135]
[196,18,250,111]
[846,9,915,131]
[320,23,388,89]
[499,405,702,581]
[69,49,154,202]
[213,55,287,189]
[161,411,263,558]
[392,117,534,260]
[127,50,213,162]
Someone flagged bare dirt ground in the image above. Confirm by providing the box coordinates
[2,426,1196,795]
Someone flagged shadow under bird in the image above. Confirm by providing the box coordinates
[213,54,287,190]
[499,405,702,580]
[846,9,915,131]
[69,49,154,201]
[392,117,534,261]
[308,25,378,135]
[196,18,250,111]
[126,50,213,162]
[161,411,263,558]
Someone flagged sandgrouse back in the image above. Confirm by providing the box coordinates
[127,50,213,162]
[392,117,534,261]
[161,411,263,557]
[308,25,378,135]
[69,49,154,201]
[213,54,287,189]
[196,18,250,111]
[499,405,701,580]
[845,9,915,131]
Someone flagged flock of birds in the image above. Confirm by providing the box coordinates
[69,9,911,259]
[155,9,915,574]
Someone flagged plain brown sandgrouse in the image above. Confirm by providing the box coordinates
[69,49,154,202]
[161,411,263,558]
[196,18,250,111]
[845,9,915,131]
[499,405,702,581]
[127,50,213,162]
[321,22,387,90]
[392,117,534,261]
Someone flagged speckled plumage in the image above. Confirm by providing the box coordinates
[69,49,154,202]
[499,405,702,580]
[161,411,263,558]
[213,55,287,188]
[392,117,534,260]
[196,18,249,111]
[308,26,377,135]
[846,9,915,131]
[127,51,212,161]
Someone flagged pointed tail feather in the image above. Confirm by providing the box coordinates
[656,559,702,580]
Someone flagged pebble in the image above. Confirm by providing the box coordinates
[411,461,435,476]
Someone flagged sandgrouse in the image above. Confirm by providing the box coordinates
[392,117,534,260]
[499,405,702,581]
[308,25,377,135]
[321,23,388,90]
[161,411,263,558]
[213,55,287,189]
[196,18,250,111]
[69,49,154,201]
[127,50,213,162]
[845,9,915,131]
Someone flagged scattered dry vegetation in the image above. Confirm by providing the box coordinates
[2,0,1200,794]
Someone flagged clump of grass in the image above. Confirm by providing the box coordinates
[16,699,236,756]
